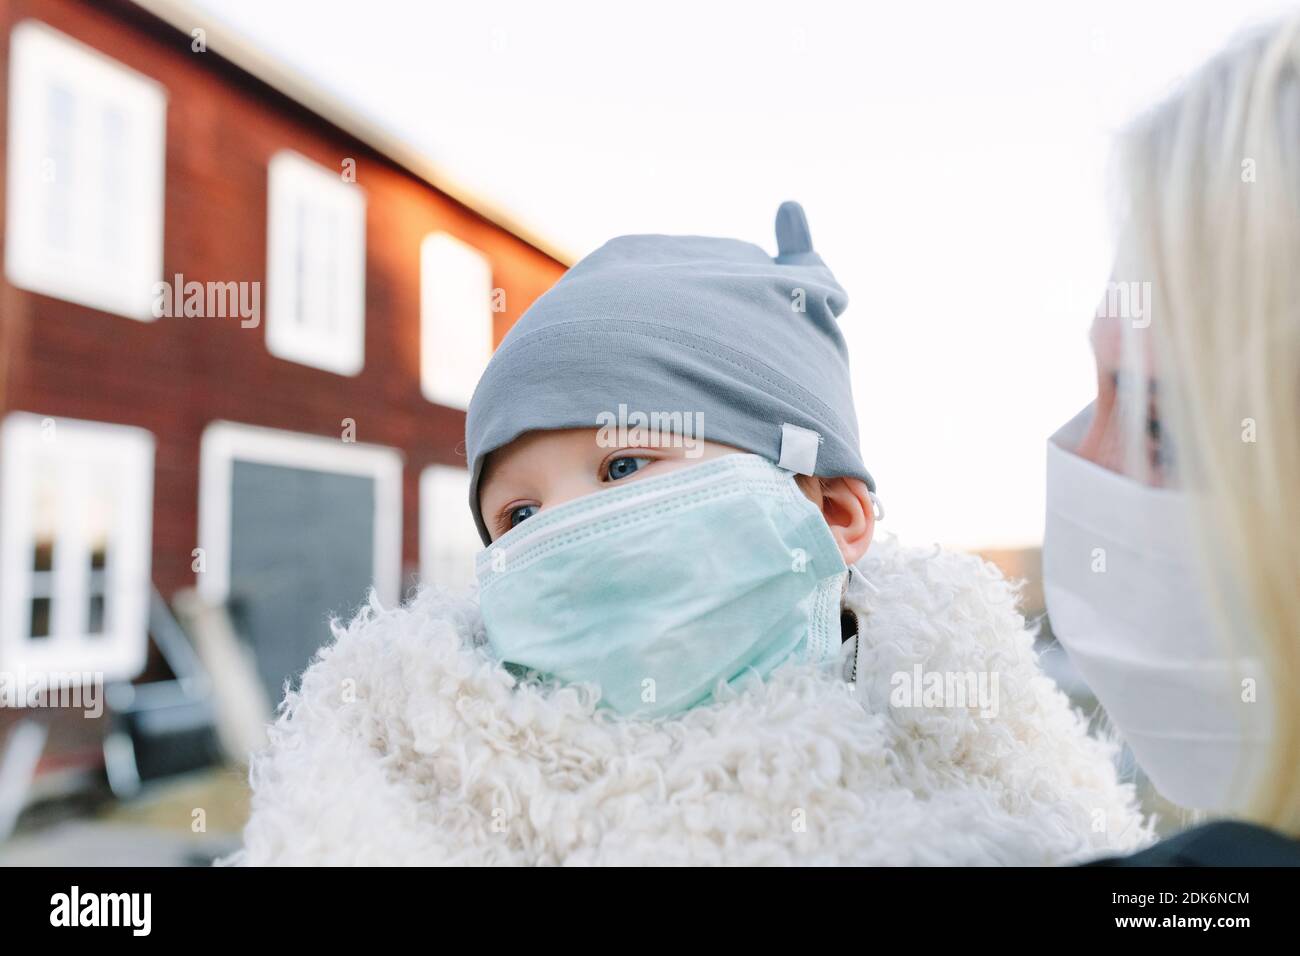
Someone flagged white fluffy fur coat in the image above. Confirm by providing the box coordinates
[230,537,1151,865]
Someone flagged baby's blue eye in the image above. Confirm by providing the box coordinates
[606,456,651,481]
[508,504,539,528]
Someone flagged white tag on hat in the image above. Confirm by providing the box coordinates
[778,422,821,475]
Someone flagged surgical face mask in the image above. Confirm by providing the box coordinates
[475,453,848,718]
[1043,406,1272,811]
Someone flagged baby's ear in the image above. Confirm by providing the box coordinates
[809,476,874,565]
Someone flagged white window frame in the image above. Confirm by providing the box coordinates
[0,413,154,681]
[197,422,402,608]
[265,150,367,376]
[420,232,494,409]
[419,464,482,591]
[4,20,166,321]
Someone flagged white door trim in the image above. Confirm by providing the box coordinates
[197,421,403,608]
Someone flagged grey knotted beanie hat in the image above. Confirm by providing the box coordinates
[464,200,874,543]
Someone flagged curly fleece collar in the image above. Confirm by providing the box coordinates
[229,537,1151,865]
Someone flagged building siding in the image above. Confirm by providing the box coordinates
[0,0,566,601]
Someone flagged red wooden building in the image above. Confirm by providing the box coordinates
[0,0,568,792]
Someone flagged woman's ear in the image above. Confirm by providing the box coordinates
[797,475,875,565]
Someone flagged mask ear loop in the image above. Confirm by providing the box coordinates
[847,493,885,601]
[846,563,880,594]
[844,490,886,605]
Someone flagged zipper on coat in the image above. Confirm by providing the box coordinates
[842,607,863,684]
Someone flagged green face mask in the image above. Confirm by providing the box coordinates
[475,454,849,718]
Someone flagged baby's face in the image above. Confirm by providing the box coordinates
[478,429,876,566]
[477,429,747,542]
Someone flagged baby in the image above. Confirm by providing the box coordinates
[233,202,1150,866]
[464,202,880,716]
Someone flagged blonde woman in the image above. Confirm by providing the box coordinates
[1044,18,1300,864]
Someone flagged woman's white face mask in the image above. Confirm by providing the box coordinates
[1042,405,1273,812]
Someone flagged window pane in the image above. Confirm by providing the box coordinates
[420,465,481,591]
[1,412,155,679]
[6,22,167,320]
[88,593,106,635]
[266,150,366,375]
[420,233,493,409]
[43,82,75,254]
[101,105,129,265]
[294,200,309,327]
[29,596,52,639]
[32,536,55,572]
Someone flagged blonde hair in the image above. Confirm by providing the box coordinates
[1112,18,1300,834]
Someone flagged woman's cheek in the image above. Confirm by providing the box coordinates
[1075,373,1125,474]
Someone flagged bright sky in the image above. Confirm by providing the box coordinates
[190,0,1292,549]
